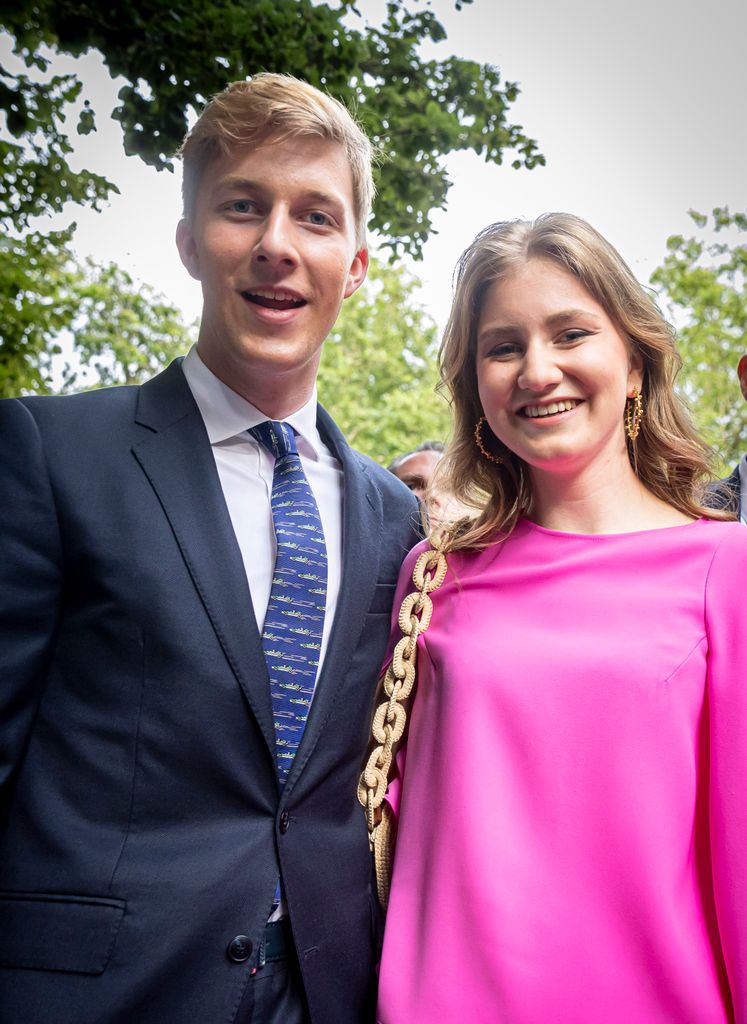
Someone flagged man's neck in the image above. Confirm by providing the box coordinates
[196,345,317,421]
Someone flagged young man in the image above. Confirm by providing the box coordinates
[0,75,419,1024]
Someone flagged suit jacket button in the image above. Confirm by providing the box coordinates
[227,935,253,963]
[279,810,290,833]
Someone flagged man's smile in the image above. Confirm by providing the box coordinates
[240,288,307,311]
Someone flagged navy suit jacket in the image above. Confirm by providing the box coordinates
[0,361,419,1023]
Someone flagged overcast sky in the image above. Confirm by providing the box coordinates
[4,0,746,334]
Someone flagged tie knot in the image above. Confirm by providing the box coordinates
[250,420,298,461]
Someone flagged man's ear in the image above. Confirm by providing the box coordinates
[176,219,201,281]
[343,246,369,299]
[738,354,747,400]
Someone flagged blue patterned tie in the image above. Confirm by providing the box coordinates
[250,420,328,785]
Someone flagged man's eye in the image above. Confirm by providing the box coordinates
[306,211,332,226]
[228,200,256,214]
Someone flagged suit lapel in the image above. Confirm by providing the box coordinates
[131,362,277,762]
[283,405,382,791]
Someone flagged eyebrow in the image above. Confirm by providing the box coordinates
[213,177,346,213]
[212,176,263,196]
[545,308,601,328]
[478,308,602,343]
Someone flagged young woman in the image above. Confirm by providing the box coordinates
[375,215,747,1023]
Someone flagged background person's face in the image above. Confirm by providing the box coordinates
[393,450,442,501]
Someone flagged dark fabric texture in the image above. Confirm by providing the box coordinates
[241,947,312,1024]
[0,359,420,1024]
[704,463,741,518]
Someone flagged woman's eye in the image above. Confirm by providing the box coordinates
[487,343,520,359]
[559,330,590,343]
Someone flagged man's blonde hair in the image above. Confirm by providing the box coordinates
[178,73,374,246]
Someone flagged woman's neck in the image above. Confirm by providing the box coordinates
[528,461,693,535]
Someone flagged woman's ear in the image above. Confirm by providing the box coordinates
[627,345,644,394]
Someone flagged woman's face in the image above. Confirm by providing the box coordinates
[475,258,642,480]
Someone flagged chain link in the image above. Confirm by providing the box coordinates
[357,545,448,843]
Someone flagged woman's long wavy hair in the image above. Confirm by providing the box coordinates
[437,213,726,551]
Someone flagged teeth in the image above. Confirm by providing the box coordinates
[523,400,578,418]
[249,290,298,301]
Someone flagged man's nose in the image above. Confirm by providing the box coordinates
[253,207,298,268]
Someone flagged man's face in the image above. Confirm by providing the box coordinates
[176,135,368,409]
[393,450,442,502]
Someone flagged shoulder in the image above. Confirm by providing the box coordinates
[699,522,747,666]
[354,451,416,505]
[356,453,423,558]
[398,537,432,577]
[0,385,150,475]
[3,384,139,430]
[700,517,747,546]
[315,406,420,516]
[704,518,747,561]
[700,520,747,599]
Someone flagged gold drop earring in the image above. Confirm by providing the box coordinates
[625,387,643,441]
[474,416,504,464]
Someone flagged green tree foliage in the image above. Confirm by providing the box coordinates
[318,257,450,465]
[0,61,111,228]
[0,57,115,395]
[0,246,193,397]
[651,207,747,470]
[64,261,193,390]
[0,227,79,395]
[0,0,543,257]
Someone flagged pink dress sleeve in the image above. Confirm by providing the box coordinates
[705,526,747,1017]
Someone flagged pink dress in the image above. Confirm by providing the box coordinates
[377,519,747,1023]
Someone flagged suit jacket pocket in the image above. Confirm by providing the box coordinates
[368,582,397,616]
[0,891,126,974]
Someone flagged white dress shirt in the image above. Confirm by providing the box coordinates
[181,346,344,675]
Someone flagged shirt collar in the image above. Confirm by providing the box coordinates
[181,346,322,459]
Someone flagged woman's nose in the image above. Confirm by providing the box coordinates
[516,343,563,392]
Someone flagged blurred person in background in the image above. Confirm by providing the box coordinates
[388,440,460,528]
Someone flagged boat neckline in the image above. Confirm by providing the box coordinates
[520,516,709,540]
